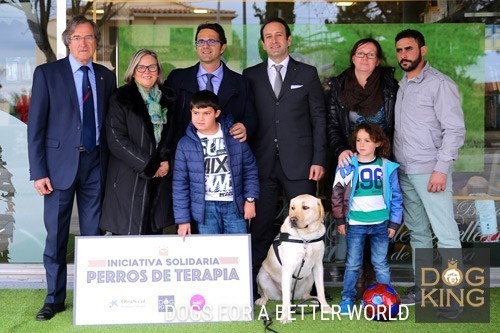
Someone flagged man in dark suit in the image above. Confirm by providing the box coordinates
[165,22,257,142]
[243,17,327,299]
[27,15,116,321]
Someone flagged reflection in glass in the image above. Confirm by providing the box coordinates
[0,145,15,262]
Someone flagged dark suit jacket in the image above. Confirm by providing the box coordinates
[28,57,116,190]
[243,57,327,180]
[165,62,257,142]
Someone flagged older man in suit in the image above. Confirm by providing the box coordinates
[28,15,116,321]
[243,17,327,299]
[165,22,257,143]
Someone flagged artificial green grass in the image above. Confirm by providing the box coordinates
[1,288,497,333]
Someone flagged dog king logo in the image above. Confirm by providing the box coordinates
[441,259,463,287]
[415,248,490,323]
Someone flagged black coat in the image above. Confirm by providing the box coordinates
[100,83,176,235]
[243,57,327,180]
[326,67,398,160]
[165,62,257,143]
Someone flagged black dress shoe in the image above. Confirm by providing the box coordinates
[35,303,65,321]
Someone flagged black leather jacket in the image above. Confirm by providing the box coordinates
[326,67,399,160]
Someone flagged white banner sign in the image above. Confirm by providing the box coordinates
[73,234,253,325]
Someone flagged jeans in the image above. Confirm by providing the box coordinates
[341,221,391,301]
[198,201,247,234]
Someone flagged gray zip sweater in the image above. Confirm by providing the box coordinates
[393,62,465,175]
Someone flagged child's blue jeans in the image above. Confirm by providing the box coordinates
[198,201,247,234]
[341,221,391,301]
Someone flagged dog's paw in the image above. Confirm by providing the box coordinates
[280,315,293,324]
[320,304,332,313]
[254,297,268,306]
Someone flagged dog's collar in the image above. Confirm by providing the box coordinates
[272,232,323,267]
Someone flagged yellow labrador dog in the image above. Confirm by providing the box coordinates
[255,194,330,323]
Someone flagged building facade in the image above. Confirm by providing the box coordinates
[0,1,498,279]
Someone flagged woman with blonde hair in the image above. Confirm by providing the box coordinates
[101,49,176,235]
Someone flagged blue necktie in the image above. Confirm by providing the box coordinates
[81,66,96,152]
[205,73,214,92]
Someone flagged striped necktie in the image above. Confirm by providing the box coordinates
[81,66,96,152]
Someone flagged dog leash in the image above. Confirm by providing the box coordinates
[262,239,322,333]
[263,279,321,332]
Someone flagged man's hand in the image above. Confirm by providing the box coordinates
[427,171,447,192]
[309,165,325,181]
[229,122,247,142]
[177,223,191,241]
[338,150,354,168]
[34,177,53,196]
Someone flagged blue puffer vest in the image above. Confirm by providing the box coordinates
[173,115,259,224]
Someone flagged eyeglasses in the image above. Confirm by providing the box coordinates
[70,35,95,42]
[136,64,158,73]
[354,51,377,59]
[195,39,221,47]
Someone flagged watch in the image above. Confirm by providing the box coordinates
[245,198,255,203]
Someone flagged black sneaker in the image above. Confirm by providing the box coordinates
[436,287,464,320]
[400,285,417,306]
[437,306,464,320]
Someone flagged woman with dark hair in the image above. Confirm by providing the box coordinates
[100,49,176,235]
[327,38,398,167]
[327,38,399,297]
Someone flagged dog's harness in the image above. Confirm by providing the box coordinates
[272,232,323,279]
[263,232,325,333]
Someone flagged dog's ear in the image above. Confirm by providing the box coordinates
[288,197,295,214]
[317,198,325,223]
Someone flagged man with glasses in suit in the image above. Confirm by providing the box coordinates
[165,22,257,143]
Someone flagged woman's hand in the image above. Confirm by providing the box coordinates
[154,161,169,178]
[338,150,354,168]
[337,224,346,236]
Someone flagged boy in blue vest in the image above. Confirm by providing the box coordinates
[331,122,403,314]
[173,90,259,238]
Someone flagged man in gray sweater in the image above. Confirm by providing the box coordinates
[393,29,465,313]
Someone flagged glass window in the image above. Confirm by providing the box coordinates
[0,1,498,269]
